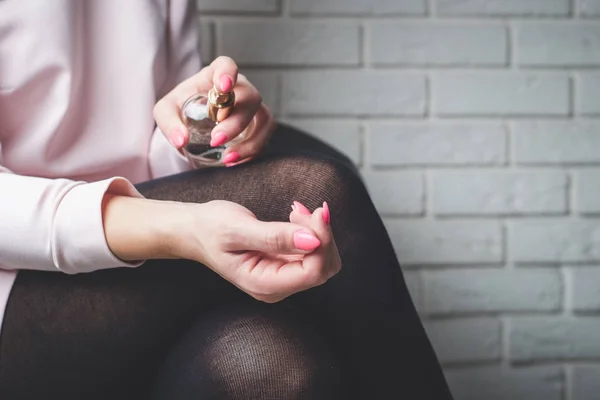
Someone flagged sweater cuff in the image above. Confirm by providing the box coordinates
[52,177,144,274]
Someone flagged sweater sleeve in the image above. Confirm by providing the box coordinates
[166,0,202,91]
[0,165,144,274]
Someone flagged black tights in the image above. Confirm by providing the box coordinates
[0,124,454,399]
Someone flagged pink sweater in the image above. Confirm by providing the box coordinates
[0,0,199,333]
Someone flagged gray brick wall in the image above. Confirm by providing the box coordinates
[196,1,600,398]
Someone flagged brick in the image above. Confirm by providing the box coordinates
[361,171,424,215]
[569,267,600,312]
[511,220,600,263]
[196,0,279,13]
[436,0,569,16]
[571,365,600,400]
[424,269,561,314]
[403,271,423,312]
[370,23,507,66]
[510,317,600,361]
[369,122,506,167]
[577,171,600,214]
[198,20,214,63]
[517,23,600,67]
[445,366,562,400]
[432,73,569,116]
[581,0,600,16]
[514,121,600,165]
[432,172,568,215]
[422,318,501,363]
[578,73,600,115]
[384,221,503,265]
[284,71,426,116]
[290,0,426,15]
[218,22,359,66]
[281,120,361,165]
[240,71,280,116]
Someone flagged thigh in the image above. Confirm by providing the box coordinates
[264,122,357,172]
[136,123,360,222]
[0,260,246,400]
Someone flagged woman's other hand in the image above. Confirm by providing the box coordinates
[175,200,341,303]
[153,56,276,167]
[104,195,340,302]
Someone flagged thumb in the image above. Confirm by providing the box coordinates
[227,220,321,254]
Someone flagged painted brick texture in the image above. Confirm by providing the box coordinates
[199,1,600,398]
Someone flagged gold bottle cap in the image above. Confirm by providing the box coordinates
[208,85,234,122]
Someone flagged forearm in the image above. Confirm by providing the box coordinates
[102,195,186,262]
[0,173,147,273]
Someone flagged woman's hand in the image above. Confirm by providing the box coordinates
[175,200,341,303]
[103,194,341,302]
[153,56,276,166]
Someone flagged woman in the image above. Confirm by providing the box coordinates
[0,1,454,399]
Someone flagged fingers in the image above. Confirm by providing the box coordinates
[222,103,275,166]
[290,201,329,228]
[153,69,213,149]
[289,201,312,225]
[231,200,341,302]
[210,74,262,150]
[307,205,342,281]
[236,256,310,303]
[153,56,240,150]
[225,219,322,255]
[153,54,267,164]
[153,94,190,149]
[209,56,239,92]
[291,201,342,281]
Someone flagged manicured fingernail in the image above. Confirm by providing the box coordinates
[291,204,297,212]
[222,151,240,164]
[170,127,185,148]
[210,132,228,147]
[293,201,311,215]
[220,75,233,92]
[293,230,321,251]
[322,201,330,225]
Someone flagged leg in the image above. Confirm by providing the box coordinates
[0,261,229,399]
[0,123,451,399]
[153,302,342,400]
[0,265,342,399]
[138,123,454,399]
[264,122,358,174]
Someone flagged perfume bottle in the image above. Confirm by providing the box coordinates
[181,86,246,167]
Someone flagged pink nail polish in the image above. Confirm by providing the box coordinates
[322,201,330,225]
[291,204,297,212]
[210,132,228,147]
[170,128,185,148]
[222,151,240,164]
[220,75,233,92]
[293,201,311,215]
[293,230,321,251]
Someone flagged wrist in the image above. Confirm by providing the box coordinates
[102,195,187,261]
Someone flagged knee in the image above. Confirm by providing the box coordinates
[153,307,343,400]
[218,313,342,399]
[270,154,366,206]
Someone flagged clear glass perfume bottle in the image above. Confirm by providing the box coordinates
[181,86,245,167]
